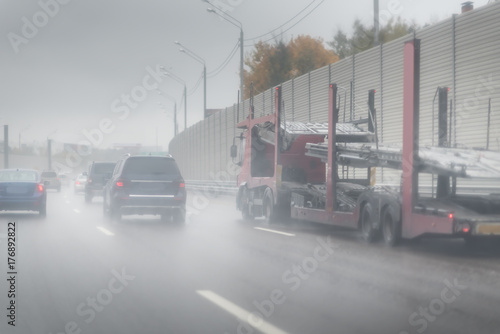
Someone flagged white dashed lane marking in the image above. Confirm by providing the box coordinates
[254,227,295,237]
[96,226,114,236]
[197,290,289,334]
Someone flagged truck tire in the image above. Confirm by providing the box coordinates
[263,188,275,224]
[239,187,254,221]
[361,203,378,243]
[382,206,401,247]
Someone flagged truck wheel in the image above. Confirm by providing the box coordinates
[263,188,275,224]
[382,206,401,247]
[361,203,378,243]
[240,187,254,221]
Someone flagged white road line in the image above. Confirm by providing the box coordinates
[254,227,295,237]
[197,290,289,334]
[73,209,80,214]
[96,226,114,236]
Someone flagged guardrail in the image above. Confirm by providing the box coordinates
[185,180,238,195]
[186,180,500,197]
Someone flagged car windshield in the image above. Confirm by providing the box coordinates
[93,163,116,174]
[0,170,37,181]
[41,171,57,178]
[122,157,181,180]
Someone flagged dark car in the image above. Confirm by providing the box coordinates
[103,154,186,222]
[85,161,116,203]
[40,170,61,192]
[0,169,47,217]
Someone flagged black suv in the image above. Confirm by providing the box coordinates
[103,154,186,222]
[85,161,117,203]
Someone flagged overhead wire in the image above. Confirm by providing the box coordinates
[187,73,204,96]
[244,0,325,47]
[244,0,318,41]
[204,1,323,78]
[207,41,240,78]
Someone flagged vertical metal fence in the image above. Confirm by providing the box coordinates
[169,2,500,184]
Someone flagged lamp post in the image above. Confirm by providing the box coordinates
[157,90,178,136]
[205,1,244,101]
[160,67,187,132]
[175,41,207,119]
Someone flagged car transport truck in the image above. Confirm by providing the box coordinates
[231,39,500,246]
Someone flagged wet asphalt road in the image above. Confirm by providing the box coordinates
[0,187,499,334]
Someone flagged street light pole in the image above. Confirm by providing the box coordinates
[204,64,207,117]
[184,85,187,127]
[160,67,187,132]
[240,28,244,101]
[175,41,207,119]
[157,90,178,136]
[205,2,244,101]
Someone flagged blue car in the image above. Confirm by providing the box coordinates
[0,169,47,217]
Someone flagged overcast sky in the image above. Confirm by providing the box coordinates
[0,0,490,150]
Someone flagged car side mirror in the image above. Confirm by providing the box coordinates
[230,144,237,158]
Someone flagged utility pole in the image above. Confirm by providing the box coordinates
[374,0,380,46]
[240,28,244,101]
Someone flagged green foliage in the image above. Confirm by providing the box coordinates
[328,17,414,59]
[244,35,339,98]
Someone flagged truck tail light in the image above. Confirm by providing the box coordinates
[179,182,185,188]
[116,180,124,187]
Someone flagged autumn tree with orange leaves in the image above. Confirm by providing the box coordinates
[244,35,338,98]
